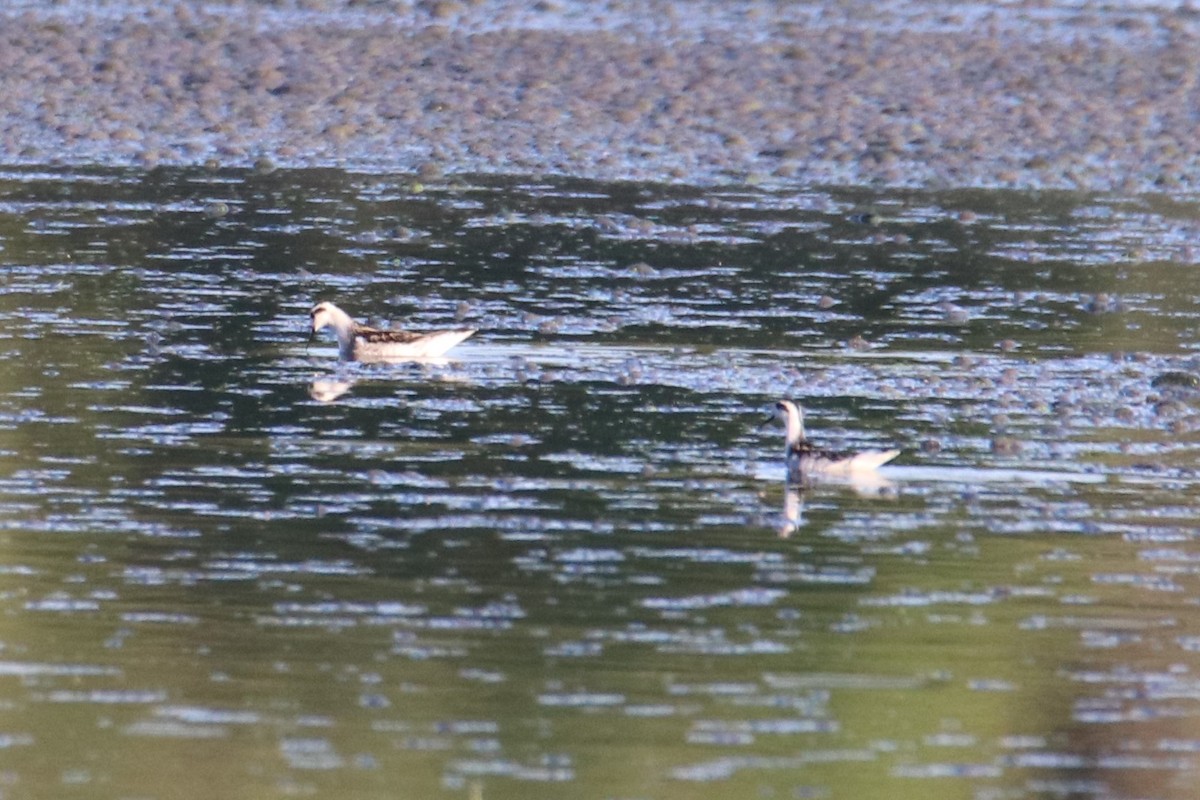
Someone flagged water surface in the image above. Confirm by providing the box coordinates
[1,167,1199,798]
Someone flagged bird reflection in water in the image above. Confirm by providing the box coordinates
[773,474,899,538]
[309,377,356,403]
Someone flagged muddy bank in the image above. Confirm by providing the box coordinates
[2,0,1198,191]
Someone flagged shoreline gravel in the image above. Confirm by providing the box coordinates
[4,0,1200,192]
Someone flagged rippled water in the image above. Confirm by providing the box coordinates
[2,166,1200,798]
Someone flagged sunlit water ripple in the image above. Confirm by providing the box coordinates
[1,167,1200,798]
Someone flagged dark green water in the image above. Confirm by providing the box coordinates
[1,166,1199,799]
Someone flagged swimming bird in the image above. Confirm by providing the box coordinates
[309,301,476,362]
[767,399,900,485]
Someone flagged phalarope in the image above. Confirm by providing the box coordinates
[309,301,476,362]
[767,399,900,484]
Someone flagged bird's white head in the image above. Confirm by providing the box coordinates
[308,301,359,360]
[773,399,806,447]
[310,301,343,334]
